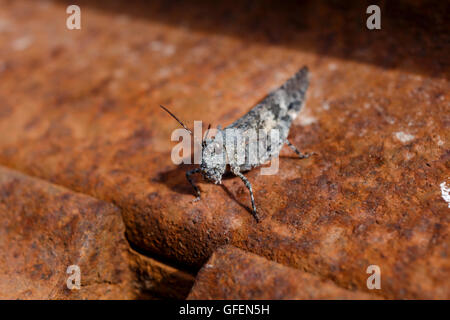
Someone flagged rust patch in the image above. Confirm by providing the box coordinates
[188,246,377,299]
[0,167,133,299]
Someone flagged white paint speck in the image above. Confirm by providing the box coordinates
[322,101,330,110]
[440,182,450,208]
[437,136,444,146]
[298,114,317,126]
[394,131,415,143]
[149,41,176,56]
[328,63,337,71]
[12,36,33,51]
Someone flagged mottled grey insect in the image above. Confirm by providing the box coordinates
[160,66,312,222]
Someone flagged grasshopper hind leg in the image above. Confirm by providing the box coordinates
[286,140,315,159]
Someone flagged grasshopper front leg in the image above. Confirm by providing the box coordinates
[235,171,260,222]
[186,168,202,202]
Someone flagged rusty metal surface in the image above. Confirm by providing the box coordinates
[0,0,448,299]
[0,166,133,299]
[188,246,376,299]
[0,165,194,299]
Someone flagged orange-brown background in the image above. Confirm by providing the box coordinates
[0,0,448,299]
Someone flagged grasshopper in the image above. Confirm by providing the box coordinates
[160,67,312,222]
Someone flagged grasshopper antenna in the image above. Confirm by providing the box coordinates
[159,105,193,135]
[202,124,211,147]
[203,124,211,142]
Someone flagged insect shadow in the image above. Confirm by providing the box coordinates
[155,161,253,214]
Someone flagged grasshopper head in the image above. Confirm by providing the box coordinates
[200,128,226,184]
